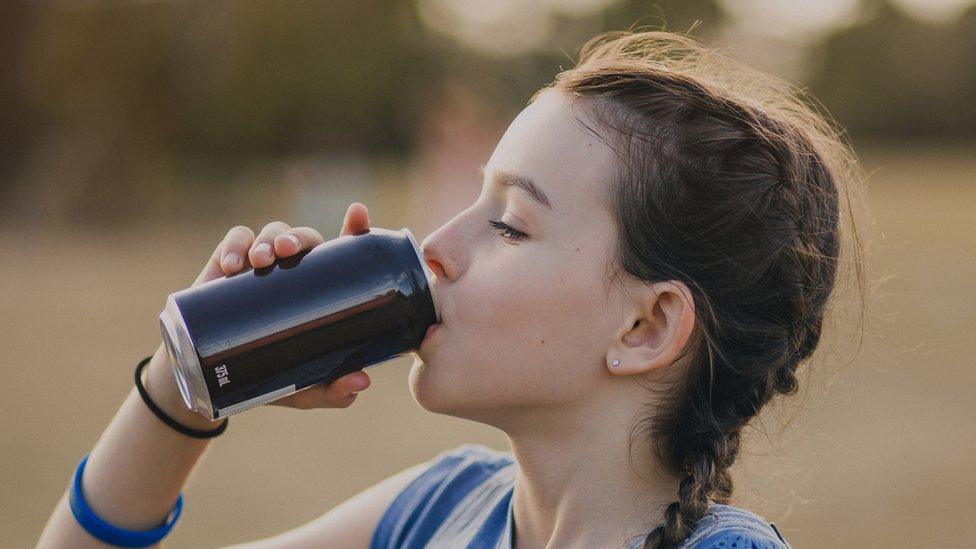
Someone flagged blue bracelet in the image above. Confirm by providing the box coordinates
[69,452,183,547]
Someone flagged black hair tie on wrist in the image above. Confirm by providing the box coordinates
[135,355,228,439]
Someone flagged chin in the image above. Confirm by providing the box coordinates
[408,354,451,414]
[407,353,481,418]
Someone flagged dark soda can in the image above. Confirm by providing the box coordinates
[158,226,440,421]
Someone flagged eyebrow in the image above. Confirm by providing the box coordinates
[478,164,554,213]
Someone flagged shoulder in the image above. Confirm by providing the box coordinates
[678,503,791,548]
[370,443,516,549]
[426,442,516,471]
[392,443,516,497]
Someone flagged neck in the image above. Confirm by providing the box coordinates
[499,383,679,548]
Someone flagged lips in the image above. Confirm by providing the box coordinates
[422,323,439,344]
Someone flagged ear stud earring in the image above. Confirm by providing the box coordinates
[611,359,621,367]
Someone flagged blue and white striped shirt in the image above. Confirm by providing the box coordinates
[370,443,791,548]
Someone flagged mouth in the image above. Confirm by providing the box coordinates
[421,322,440,345]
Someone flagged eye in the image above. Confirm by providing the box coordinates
[488,219,530,242]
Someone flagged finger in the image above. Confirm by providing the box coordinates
[270,388,359,410]
[219,226,256,275]
[194,229,252,287]
[193,244,227,287]
[339,202,371,237]
[267,370,370,409]
[249,221,292,268]
[273,226,326,257]
[322,370,371,400]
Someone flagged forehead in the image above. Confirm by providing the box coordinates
[485,88,616,217]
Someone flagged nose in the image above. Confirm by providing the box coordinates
[425,256,446,279]
[420,234,455,283]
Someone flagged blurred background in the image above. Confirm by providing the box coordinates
[2,0,973,547]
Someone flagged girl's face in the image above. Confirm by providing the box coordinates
[411,88,632,425]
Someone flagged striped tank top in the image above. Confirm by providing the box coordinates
[370,443,791,548]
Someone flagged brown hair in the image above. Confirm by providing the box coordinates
[534,29,867,548]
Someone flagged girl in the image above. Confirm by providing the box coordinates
[39,29,864,549]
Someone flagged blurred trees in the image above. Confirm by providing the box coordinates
[0,0,973,224]
[809,0,976,138]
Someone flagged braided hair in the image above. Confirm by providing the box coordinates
[536,30,866,548]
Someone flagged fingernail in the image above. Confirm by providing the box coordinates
[223,253,240,268]
[285,235,300,248]
[255,242,272,256]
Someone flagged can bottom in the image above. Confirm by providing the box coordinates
[159,296,216,421]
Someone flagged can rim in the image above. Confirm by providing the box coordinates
[159,295,215,420]
[401,227,441,324]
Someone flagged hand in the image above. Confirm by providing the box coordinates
[164,203,375,412]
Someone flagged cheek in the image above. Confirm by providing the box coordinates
[504,267,611,388]
[411,250,611,414]
[460,256,592,357]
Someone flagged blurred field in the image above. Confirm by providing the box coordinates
[2,145,974,548]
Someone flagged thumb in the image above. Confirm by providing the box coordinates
[340,202,371,236]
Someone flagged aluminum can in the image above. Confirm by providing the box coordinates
[158,226,440,420]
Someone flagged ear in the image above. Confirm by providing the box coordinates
[606,280,695,376]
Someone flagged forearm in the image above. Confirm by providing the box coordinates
[37,344,227,548]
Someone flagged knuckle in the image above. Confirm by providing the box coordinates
[223,243,244,257]
[299,227,324,240]
[263,220,291,233]
[229,225,254,238]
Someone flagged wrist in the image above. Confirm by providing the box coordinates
[144,344,226,432]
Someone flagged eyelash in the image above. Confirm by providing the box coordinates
[488,219,530,242]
